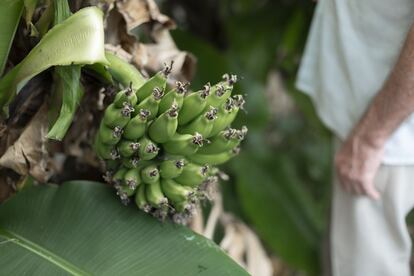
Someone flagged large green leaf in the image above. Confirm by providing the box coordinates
[0,6,108,108]
[0,0,24,76]
[0,181,248,275]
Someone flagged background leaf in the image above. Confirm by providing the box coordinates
[0,181,248,275]
[0,0,24,76]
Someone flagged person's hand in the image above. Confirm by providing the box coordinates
[334,134,384,200]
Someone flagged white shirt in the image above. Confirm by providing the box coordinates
[296,0,414,165]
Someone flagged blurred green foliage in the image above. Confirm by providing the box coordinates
[161,0,332,274]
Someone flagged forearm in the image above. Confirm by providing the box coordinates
[352,24,414,147]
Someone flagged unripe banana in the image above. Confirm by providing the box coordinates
[227,126,248,148]
[134,184,151,212]
[122,156,141,169]
[135,87,164,120]
[123,109,150,140]
[187,147,240,166]
[112,167,128,186]
[124,168,142,189]
[118,140,140,158]
[135,61,172,101]
[205,76,234,108]
[105,159,119,171]
[161,178,194,204]
[141,165,160,184]
[177,84,211,125]
[174,163,209,188]
[95,136,119,160]
[178,106,218,137]
[148,101,178,143]
[158,81,188,114]
[103,103,134,128]
[162,132,204,156]
[173,199,192,213]
[138,136,159,160]
[198,126,247,154]
[97,122,123,145]
[113,85,138,108]
[146,180,168,208]
[209,95,245,137]
[116,184,136,197]
[160,158,185,179]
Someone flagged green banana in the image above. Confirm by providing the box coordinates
[122,156,141,169]
[134,184,151,212]
[95,135,119,160]
[161,178,193,204]
[174,163,209,188]
[124,168,142,189]
[198,126,247,154]
[173,199,192,213]
[197,128,235,154]
[116,184,136,197]
[105,159,119,171]
[123,109,150,140]
[177,84,211,125]
[112,167,128,186]
[203,73,236,107]
[138,136,159,160]
[118,139,140,158]
[135,87,164,120]
[146,180,168,208]
[178,106,218,137]
[98,123,123,145]
[162,132,204,156]
[187,147,240,166]
[159,158,185,179]
[102,102,134,128]
[141,164,160,184]
[148,101,179,143]
[113,85,138,108]
[135,61,172,101]
[208,95,244,137]
[158,81,188,114]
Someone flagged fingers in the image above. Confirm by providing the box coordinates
[338,177,381,200]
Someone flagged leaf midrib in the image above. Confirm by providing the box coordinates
[0,228,90,276]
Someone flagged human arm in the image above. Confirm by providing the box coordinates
[335,24,414,199]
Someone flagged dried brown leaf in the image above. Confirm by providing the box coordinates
[0,104,50,182]
[134,29,197,82]
[116,0,175,32]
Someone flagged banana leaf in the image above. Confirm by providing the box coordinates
[0,181,248,275]
[0,7,108,108]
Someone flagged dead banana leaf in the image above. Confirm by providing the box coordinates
[116,0,175,32]
[0,104,50,182]
[112,0,196,82]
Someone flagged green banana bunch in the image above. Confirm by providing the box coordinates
[94,64,247,223]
